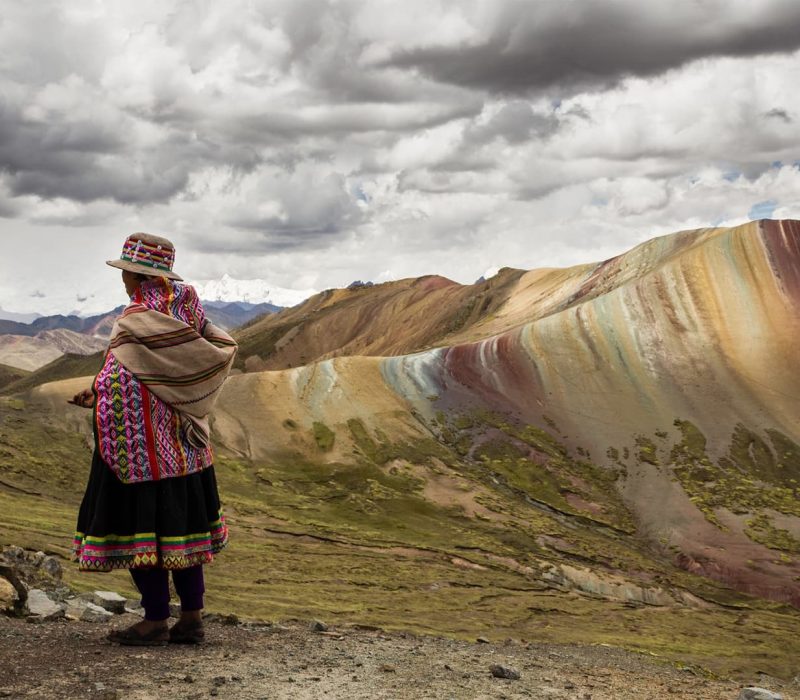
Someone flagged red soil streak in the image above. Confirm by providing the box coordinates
[568,256,621,305]
[675,552,800,607]
[442,332,546,421]
[761,219,800,304]
[414,275,459,292]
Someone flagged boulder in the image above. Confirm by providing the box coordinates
[41,556,62,580]
[0,564,27,612]
[26,589,64,620]
[92,591,126,614]
[489,664,521,680]
[0,576,17,613]
[65,599,114,623]
[82,602,115,623]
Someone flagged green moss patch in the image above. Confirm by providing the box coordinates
[312,421,335,452]
[671,420,800,530]
[744,513,800,554]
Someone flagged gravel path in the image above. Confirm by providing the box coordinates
[0,614,794,699]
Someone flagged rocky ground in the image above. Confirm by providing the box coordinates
[0,614,795,700]
[1,546,796,699]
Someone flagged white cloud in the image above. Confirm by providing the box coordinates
[1,1,799,315]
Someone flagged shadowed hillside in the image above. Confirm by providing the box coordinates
[0,364,28,392]
[3,219,800,678]
[0,352,104,397]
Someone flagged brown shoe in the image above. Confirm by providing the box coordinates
[169,619,205,644]
[107,623,169,646]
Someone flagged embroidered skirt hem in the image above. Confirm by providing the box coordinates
[73,448,228,571]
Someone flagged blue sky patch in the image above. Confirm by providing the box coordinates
[748,199,777,220]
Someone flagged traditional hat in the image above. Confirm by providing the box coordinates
[106,232,183,281]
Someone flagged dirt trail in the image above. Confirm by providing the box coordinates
[0,615,794,699]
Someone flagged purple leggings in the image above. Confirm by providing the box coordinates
[130,565,205,621]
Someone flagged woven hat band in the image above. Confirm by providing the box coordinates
[120,237,175,273]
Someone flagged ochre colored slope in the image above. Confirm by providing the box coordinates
[233,271,529,370]
[235,222,788,373]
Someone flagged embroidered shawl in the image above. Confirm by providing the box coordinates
[94,278,237,483]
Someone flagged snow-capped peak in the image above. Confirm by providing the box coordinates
[192,275,316,309]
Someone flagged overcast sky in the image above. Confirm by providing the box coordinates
[1,0,800,315]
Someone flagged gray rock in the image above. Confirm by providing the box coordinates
[2,546,23,561]
[204,612,239,625]
[41,556,62,579]
[82,602,114,623]
[310,620,328,632]
[29,551,45,567]
[26,589,64,620]
[124,599,144,616]
[476,636,490,644]
[169,602,182,618]
[738,689,783,700]
[64,598,84,620]
[65,598,112,622]
[92,591,126,614]
[489,664,521,680]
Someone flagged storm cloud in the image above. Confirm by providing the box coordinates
[385,1,800,94]
[0,0,799,315]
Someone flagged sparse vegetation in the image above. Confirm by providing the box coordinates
[745,513,800,553]
[4,393,800,678]
[670,419,800,533]
[635,436,660,465]
[312,421,336,452]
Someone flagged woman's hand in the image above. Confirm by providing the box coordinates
[68,388,95,409]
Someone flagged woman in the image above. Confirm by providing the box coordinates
[70,233,237,646]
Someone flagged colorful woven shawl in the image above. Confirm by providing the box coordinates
[94,278,237,483]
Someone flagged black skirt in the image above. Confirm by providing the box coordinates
[73,449,228,571]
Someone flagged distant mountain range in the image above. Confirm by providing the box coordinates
[0,297,285,371]
[0,308,41,324]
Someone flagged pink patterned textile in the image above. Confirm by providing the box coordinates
[94,278,221,483]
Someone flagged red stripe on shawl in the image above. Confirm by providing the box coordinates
[120,305,148,318]
[93,374,102,445]
[140,384,161,481]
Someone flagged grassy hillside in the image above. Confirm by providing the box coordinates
[2,391,800,679]
[0,363,29,391]
[0,352,104,396]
